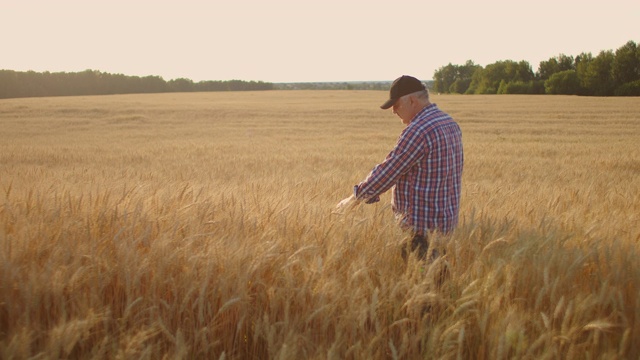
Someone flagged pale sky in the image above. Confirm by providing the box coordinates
[1,0,638,83]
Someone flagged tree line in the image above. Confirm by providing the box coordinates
[433,40,640,96]
[0,69,274,99]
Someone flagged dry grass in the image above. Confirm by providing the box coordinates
[1,91,639,359]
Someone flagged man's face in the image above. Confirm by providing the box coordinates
[392,95,413,125]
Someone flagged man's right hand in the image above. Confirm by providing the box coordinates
[335,195,358,213]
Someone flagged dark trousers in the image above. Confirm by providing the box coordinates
[401,233,430,261]
[402,233,449,286]
[401,233,446,262]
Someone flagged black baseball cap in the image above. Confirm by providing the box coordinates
[380,75,426,109]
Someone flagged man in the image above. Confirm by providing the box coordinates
[336,75,463,261]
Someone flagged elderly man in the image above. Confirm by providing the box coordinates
[337,75,464,261]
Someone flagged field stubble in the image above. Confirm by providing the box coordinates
[1,91,639,359]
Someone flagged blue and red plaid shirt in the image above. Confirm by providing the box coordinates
[354,103,463,235]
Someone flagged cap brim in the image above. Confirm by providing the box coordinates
[380,98,396,110]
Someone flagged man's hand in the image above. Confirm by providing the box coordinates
[335,195,359,213]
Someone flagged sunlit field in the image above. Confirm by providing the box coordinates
[1,91,639,359]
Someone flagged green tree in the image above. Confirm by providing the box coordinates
[433,60,480,94]
[574,52,594,95]
[615,80,640,96]
[467,60,533,94]
[545,70,581,95]
[0,70,19,98]
[558,54,575,71]
[583,50,615,96]
[538,54,574,80]
[452,60,481,94]
[612,40,640,88]
[140,75,166,93]
[505,60,535,83]
[450,78,472,94]
[538,58,559,80]
[497,79,508,94]
[0,70,274,98]
[464,67,484,94]
[433,63,457,93]
[468,61,507,94]
[499,81,538,94]
[167,78,194,92]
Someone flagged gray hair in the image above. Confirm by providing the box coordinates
[408,89,429,101]
[416,89,430,100]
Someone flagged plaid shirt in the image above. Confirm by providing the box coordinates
[354,104,463,235]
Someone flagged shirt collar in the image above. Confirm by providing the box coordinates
[411,103,437,123]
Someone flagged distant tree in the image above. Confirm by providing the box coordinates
[612,40,640,88]
[20,70,45,97]
[103,73,129,94]
[226,80,255,91]
[497,79,508,94]
[482,62,505,94]
[583,50,616,96]
[433,60,480,94]
[466,60,533,94]
[468,62,502,94]
[429,39,638,97]
[498,80,539,94]
[451,60,481,94]
[433,63,457,93]
[545,70,581,95]
[465,68,483,94]
[70,70,101,94]
[614,79,640,96]
[574,52,593,69]
[459,60,480,79]
[140,75,166,93]
[505,60,535,83]
[449,78,472,94]
[538,54,574,80]
[530,80,546,94]
[574,52,594,95]
[557,54,575,72]
[0,69,274,99]
[538,58,557,80]
[167,78,194,92]
[0,70,18,98]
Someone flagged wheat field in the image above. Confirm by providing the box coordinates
[1,91,639,359]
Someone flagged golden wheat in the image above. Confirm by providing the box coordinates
[1,91,639,359]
